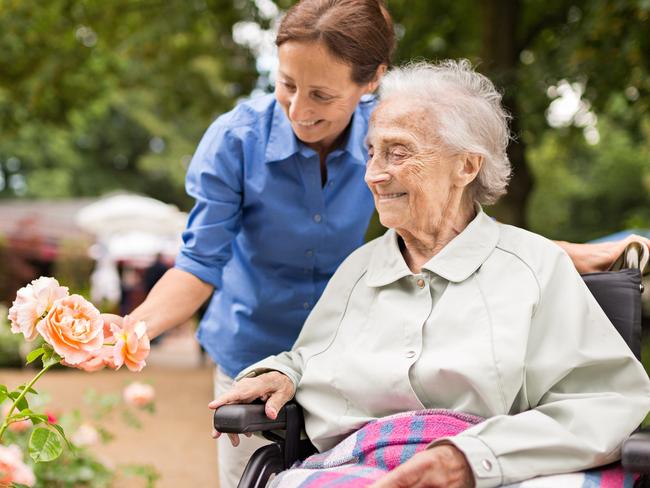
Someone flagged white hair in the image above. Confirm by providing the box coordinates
[379,59,512,205]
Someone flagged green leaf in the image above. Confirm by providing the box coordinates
[25,347,45,364]
[0,385,7,405]
[28,427,63,463]
[41,348,62,368]
[16,408,48,425]
[8,391,29,411]
[49,423,74,451]
[12,483,32,488]
[16,384,38,395]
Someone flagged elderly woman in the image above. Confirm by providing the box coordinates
[209,60,650,488]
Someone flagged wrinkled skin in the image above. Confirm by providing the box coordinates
[208,371,295,447]
[371,444,474,488]
[365,97,482,272]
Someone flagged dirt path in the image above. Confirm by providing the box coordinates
[1,353,220,487]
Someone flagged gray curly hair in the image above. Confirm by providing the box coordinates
[378,59,512,205]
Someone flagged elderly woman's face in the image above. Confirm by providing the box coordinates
[365,98,464,234]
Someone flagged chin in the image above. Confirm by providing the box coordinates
[377,213,400,229]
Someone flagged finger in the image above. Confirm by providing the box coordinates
[244,432,253,438]
[208,388,251,409]
[265,390,292,419]
[211,430,220,439]
[228,433,240,447]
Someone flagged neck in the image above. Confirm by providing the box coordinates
[398,196,476,273]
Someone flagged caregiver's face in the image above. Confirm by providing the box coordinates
[276,41,371,152]
[364,98,459,233]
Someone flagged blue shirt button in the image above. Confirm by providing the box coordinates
[313,214,322,223]
[303,302,310,310]
[305,249,314,257]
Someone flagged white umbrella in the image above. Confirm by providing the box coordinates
[76,193,187,237]
[105,231,182,261]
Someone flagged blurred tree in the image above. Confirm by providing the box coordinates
[0,0,259,208]
[384,0,650,230]
[1,0,648,238]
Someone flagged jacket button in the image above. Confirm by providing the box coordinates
[416,279,425,288]
[406,350,416,358]
[482,459,492,471]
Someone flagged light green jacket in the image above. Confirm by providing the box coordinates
[239,209,650,488]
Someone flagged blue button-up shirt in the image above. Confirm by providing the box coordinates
[175,94,376,377]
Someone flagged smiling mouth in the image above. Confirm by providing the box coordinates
[293,119,322,127]
[377,192,407,200]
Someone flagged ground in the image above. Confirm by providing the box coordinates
[0,325,220,487]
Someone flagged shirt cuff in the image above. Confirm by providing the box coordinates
[174,252,223,289]
[429,435,502,488]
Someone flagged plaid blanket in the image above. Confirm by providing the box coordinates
[269,409,636,488]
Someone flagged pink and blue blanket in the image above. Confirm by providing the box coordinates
[269,409,637,488]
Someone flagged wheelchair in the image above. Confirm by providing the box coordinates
[214,243,650,488]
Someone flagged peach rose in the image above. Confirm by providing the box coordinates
[2,403,31,433]
[8,277,68,341]
[0,444,36,487]
[123,382,155,408]
[110,316,150,372]
[36,294,104,365]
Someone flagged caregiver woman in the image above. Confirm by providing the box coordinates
[101,0,648,486]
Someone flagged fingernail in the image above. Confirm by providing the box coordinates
[267,407,277,419]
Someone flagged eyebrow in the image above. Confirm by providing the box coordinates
[277,71,338,92]
[365,133,416,147]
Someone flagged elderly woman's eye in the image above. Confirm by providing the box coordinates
[389,147,408,160]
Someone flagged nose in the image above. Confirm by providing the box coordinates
[288,91,313,122]
[364,157,391,185]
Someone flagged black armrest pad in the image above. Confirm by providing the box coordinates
[622,428,650,472]
[213,403,288,433]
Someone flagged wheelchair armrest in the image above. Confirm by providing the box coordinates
[213,402,288,433]
[622,427,650,472]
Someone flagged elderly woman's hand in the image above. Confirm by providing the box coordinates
[370,445,474,488]
[207,371,295,447]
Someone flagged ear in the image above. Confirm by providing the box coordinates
[455,153,483,188]
[365,64,388,94]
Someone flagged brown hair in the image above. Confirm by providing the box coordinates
[276,0,395,85]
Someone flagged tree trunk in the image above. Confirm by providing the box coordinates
[480,0,533,228]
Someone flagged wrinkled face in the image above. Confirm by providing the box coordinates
[365,98,464,235]
[276,41,373,152]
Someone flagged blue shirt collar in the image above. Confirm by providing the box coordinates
[265,98,368,166]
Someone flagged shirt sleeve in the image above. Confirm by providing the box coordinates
[432,250,650,488]
[174,122,248,289]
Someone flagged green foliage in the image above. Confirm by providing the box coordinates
[28,427,64,463]
[1,0,649,236]
[0,0,258,209]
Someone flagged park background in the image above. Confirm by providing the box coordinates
[1,0,649,486]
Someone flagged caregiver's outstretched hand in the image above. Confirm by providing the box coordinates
[208,371,295,447]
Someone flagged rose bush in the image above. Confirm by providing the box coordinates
[1,276,151,475]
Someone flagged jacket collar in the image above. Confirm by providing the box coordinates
[264,99,368,165]
[365,206,499,287]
